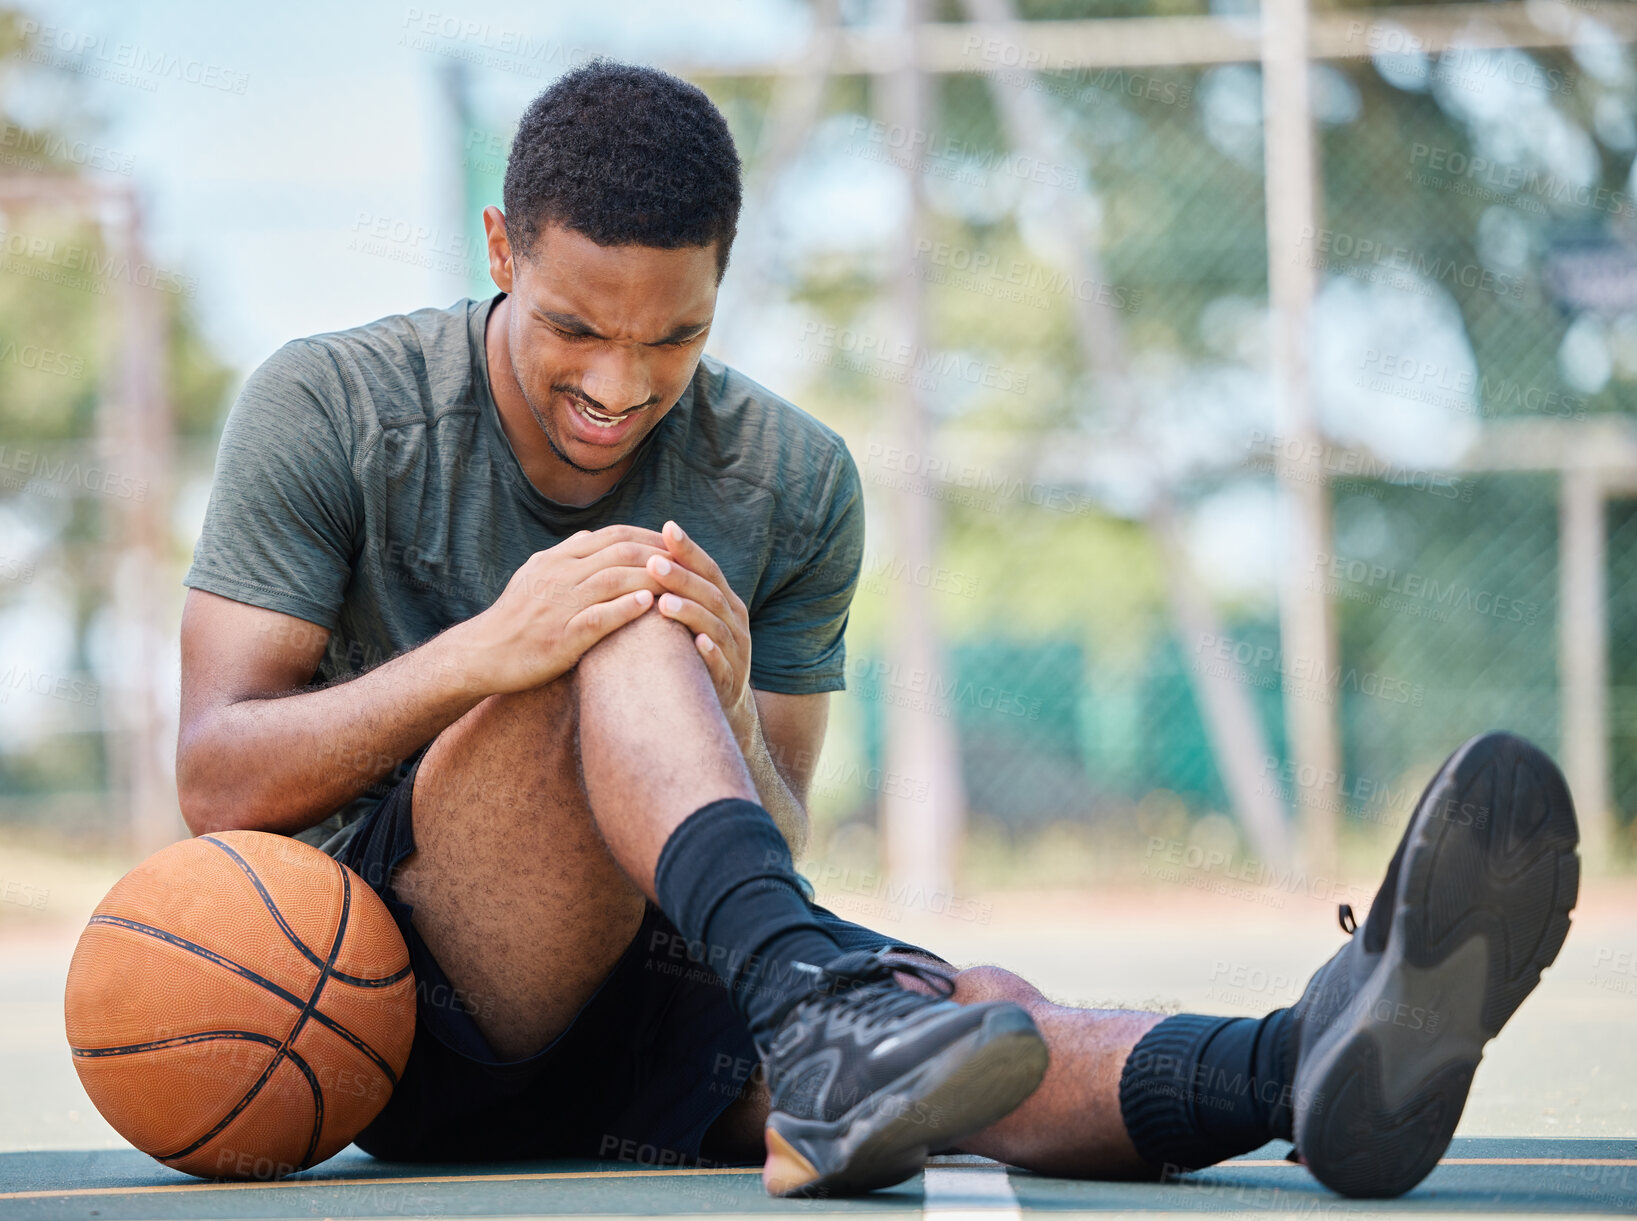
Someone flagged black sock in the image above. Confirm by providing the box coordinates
[653,798,844,1052]
[1117,1009,1295,1175]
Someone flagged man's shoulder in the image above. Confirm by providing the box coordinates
[685,354,855,492]
[249,298,481,430]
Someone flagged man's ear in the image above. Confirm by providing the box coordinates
[483,205,514,293]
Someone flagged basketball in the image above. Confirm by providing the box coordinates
[62,830,417,1180]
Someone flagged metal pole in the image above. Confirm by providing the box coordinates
[103,189,178,856]
[1560,459,1612,869]
[878,0,964,900]
[713,0,841,371]
[964,0,1292,866]
[1261,0,1341,874]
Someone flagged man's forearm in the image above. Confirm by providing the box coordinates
[737,714,811,860]
[178,622,491,837]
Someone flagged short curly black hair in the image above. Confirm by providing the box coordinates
[503,59,743,282]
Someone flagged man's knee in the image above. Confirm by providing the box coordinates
[579,606,697,671]
[951,964,1046,1009]
[880,956,1043,1008]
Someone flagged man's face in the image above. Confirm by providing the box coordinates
[495,216,719,475]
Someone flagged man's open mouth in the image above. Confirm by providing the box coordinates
[572,397,634,429]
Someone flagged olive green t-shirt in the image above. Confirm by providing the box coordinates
[183,293,864,851]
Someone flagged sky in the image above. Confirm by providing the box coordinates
[16,0,816,370]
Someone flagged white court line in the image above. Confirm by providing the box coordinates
[922,1165,1021,1221]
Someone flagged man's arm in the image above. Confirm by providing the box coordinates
[177,527,671,838]
[740,689,828,860]
[177,590,487,836]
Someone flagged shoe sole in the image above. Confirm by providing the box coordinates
[1295,732,1580,1198]
[762,1005,1048,1197]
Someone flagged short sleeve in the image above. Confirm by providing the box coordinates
[182,341,362,629]
[748,446,864,695]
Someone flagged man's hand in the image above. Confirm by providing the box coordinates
[647,520,755,742]
[460,525,674,696]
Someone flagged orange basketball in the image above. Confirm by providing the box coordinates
[63,830,417,1180]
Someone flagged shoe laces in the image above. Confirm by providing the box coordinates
[793,948,956,1031]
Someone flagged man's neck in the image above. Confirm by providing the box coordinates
[484,294,631,508]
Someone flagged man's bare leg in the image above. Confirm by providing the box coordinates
[394,609,1164,1174]
[386,658,640,1059]
[389,610,754,1059]
[572,607,757,888]
[702,962,1165,1178]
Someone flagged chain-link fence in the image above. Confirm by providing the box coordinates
[3,5,1635,877]
[757,27,1637,875]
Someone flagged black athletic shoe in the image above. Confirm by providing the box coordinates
[759,947,1048,1197]
[1287,731,1580,1198]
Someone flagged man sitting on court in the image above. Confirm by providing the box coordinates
[176,59,1580,1200]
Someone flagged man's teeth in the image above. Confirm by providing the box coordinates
[576,400,626,428]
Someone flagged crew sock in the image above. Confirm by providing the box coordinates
[653,797,846,1051]
[1116,1009,1296,1174]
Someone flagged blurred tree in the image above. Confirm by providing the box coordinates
[0,6,232,809]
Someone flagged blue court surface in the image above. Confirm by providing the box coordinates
[6,858,1635,1218]
[2,1140,1636,1217]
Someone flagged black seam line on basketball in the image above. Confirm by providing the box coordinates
[285,1046,324,1171]
[200,836,411,989]
[88,915,310,1009]
[328,962,412,988]
[294,867,349,1169]
[158,869,352,1166]
[88,914,401,1090]
[72,1030,284,1058]
[156,1043,283,1164]
[200,836,327,971]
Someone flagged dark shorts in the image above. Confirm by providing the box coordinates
[321,748,944,1166]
